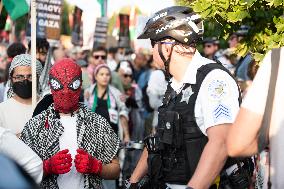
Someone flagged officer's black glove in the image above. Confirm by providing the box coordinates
[124,179,139,189]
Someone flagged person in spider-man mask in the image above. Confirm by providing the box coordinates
[20,58,120,189]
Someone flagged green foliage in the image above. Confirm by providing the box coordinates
[177,0,284,61]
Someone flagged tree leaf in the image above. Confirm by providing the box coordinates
[253,52,265,62]
[227,10,250,22]
[192,0,211,12]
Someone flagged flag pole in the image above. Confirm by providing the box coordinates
[31,0,37,109]
[0,1,3,16]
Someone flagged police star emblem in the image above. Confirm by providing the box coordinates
[180,86,194,104]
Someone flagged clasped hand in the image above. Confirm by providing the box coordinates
[43,149,102,175]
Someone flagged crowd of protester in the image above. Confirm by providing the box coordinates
[0,24,270,188]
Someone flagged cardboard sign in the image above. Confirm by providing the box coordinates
[93,17,108,49]
[71,6,83,46]
[27,0,63,42]
[118,14,130,48]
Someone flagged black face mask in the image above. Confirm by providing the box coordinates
[12,80,32,99]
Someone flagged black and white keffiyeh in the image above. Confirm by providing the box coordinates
[20,103,120,189]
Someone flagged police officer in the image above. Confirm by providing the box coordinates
[202,37,220,60]
[127,6,242,189]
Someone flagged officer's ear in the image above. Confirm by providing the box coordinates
[164,43,174,59]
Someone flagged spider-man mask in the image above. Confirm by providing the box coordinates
[49,58,82,114]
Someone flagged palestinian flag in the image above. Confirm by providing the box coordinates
[3,0,30,20]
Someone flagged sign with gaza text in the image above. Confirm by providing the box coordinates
[27,0,63,41]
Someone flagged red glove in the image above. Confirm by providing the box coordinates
[74,149,103,175]
[43,149,72,175]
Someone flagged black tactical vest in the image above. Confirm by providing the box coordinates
[156,63,241,185]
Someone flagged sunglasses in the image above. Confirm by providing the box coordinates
[93,55,107,60]
[204,44,213,48]
[123,74,132,78]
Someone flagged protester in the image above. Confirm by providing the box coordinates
[0,127,43,184]
[107,47,118,71]
[21,58,120,188]
[132,53,147,83]
[146,69,167,133]
[0,54,42,135]
[116,60,144,180]
[2,42,27,101]
[227,48,284,189]
[52,45,66,62]
[88,46,125,93]
[85,63,129,141]
[85,63,129,189]
[6,42,27,64]
[28,38,50,66]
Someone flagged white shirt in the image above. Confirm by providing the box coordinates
[0,98,33,134]
[242,48,284,189]
[107,59,118,72]
[57,115,84,189]
[147,70,167,127]
[0,127,43,183]
[171,51,240,135]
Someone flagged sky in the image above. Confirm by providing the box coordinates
[107,0,175,17]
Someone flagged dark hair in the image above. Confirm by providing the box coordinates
[7,42,26,58]
[28,38,50,52]
[108,47,117,55]
[92,46,107,54]
[247,60,259,80]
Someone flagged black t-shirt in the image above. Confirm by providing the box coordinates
[95,97,118,134]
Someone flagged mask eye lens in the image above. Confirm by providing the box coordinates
[68,78,81,91]
[49,77,63,91]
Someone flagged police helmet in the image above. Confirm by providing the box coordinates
[234,25,250,37]
[137,6,204,45]
[202,37,220,45]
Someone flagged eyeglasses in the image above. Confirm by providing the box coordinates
[123,74,132,78]
[93,55,107,60]
[12,74,32,81]
[150,40,176,48]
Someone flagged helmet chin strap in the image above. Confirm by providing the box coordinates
[158,42,175,81]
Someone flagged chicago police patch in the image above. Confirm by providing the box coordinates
[207,79,230,101]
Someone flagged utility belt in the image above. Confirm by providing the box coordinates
[219,158,254,189]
